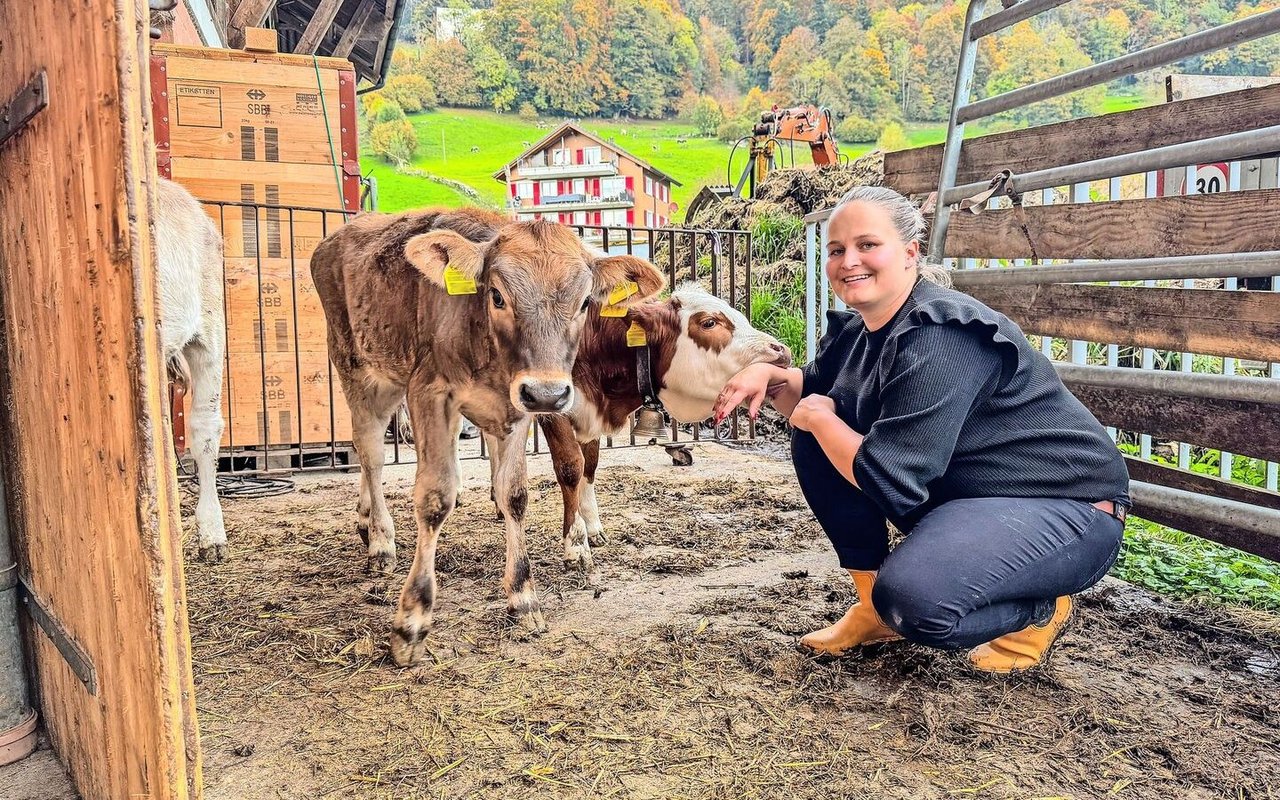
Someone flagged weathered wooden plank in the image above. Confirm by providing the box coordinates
[943,190,1280,260]
[1065,384,1280,462]
[295,0,344,53]
[883,82,1280,195]
[963,284,1280,362]
[1125,457,1280,512]
[333,0,377,58]
[229,0,276,42]
[0,2,199,798]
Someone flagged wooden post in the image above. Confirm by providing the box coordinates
[0,2,200,798]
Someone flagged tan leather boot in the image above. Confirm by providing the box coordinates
[800,569,902,655]
[968,595,1074,673]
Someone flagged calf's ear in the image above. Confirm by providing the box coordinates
[590,254,665,307]
[404,230,487,289]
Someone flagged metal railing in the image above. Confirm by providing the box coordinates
[186,203,755,477]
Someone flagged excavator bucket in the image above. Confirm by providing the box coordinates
[686,184,738,221]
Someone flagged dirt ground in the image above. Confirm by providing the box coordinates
[177,441,1280,800]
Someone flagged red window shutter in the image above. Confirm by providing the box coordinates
[626,208,634,226]
[576,149,584,164]
[592,178,600,196]
[593,211,601,224]
[557,180,564,195]
[510,183,517,198]
[533,184,540,204]
[625,176,634,193]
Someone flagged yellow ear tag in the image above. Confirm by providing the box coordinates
[607,280,640,305]
[442,265,477,295]
[626,321,647,347]
[599,302,628,317]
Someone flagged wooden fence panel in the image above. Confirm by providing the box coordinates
[0,3,200,798]
[1126,458,1280,512]
[1064,385,1280,463]
[883,82,1280,195]
[962,284,1280,362]
[942,190,1280,260]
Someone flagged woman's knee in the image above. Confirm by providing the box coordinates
[872,565,965,649]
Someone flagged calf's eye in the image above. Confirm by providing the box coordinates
[491,288,506,309]
[700,318,717,330]
[580,297,591,314]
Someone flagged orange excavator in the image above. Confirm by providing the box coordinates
[688,104,843,218]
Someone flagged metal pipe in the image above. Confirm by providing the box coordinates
[942,124,1280,204]
[957,8,1280,123]
[1130,480,1280,541]
[949,250,1280,285]
[970,0,1074,40]
[1054,363,1280,404]
[927,0,988,261]
[0,461,35,763]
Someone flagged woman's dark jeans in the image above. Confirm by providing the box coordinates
[793,430,1124,649]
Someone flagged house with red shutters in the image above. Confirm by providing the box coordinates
[493,122,681,229]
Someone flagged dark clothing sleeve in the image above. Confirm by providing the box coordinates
[853,323,1003,521]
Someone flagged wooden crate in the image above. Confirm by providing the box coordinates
[221,350,353,447]
[150,42,360,452]
[223,258,329,354]
[151,43,360,205]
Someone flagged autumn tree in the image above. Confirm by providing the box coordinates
[985,20,1104,126]
[746,0,798,84]
[769,27,821,96]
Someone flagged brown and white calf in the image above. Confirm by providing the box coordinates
[536,286,792,571]
[311,208,663,666]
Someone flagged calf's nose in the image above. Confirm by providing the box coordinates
[518,379,573,412]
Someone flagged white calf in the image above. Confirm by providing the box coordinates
[154,177,228,560]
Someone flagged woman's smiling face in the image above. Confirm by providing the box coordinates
[824,200,919,326]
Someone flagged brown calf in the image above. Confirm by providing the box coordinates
[312,208,663,665]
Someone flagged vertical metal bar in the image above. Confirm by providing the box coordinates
[1105,177,1122,441]
[1221,160,1243,481]
[819,221,833,325]
[1040,188,1055,359]
[709,231,720,297]
[1069,182,1090,366]
[289,209,304,469]
[1178,165,1196,471]
[805,221,817,363]
[1140,171,1157,461]
[668,229,677,289]
[216,203,236,463]
[744,231,753,322]
[726,232,736,309]
[1269,271,1279,492]
[926,0,986,261]
[688,231,697,286]
[255,205,270,471]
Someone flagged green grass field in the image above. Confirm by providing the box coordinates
[359,108,871,216]
[359,86,1161,217]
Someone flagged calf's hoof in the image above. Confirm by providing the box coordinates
[355,523,370,547]
[563,547,593,573]
[509,604,547,634]
[366,551,397,574]
[198,544,228,562]
[389,629,425,667]
[586,528,607,548]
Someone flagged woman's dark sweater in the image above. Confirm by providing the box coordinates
[801,279,1130,530]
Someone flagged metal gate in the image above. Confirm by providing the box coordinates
[191,205,756,476]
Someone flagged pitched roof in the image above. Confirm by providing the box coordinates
[492,122,682,186]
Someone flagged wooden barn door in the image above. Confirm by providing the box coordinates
[0,2,201,798]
